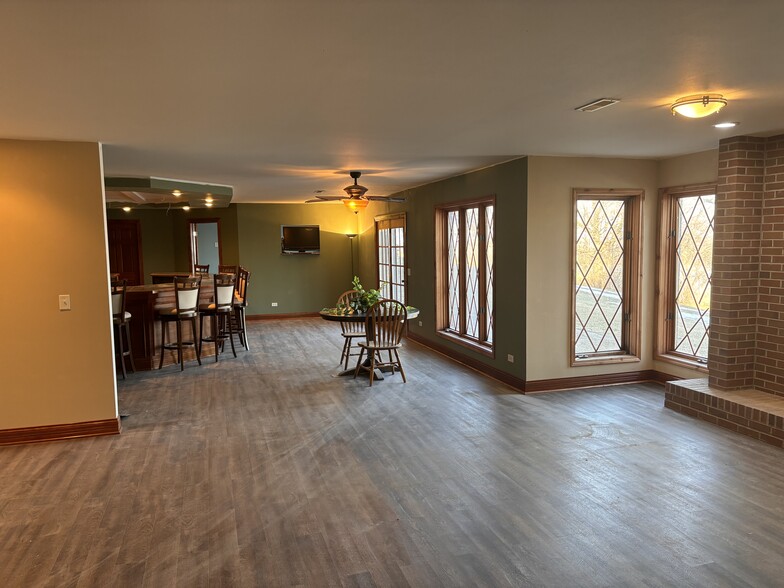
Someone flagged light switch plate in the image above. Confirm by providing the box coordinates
[59,294,71,311]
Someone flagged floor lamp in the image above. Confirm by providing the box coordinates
[346,233,357,277]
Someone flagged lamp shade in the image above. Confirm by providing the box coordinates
[343,198,369,213]
[671,94,727,118]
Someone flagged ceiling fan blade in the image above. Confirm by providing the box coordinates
[313,195,344,201]
[366,196,406,202]
[305,198,337,203]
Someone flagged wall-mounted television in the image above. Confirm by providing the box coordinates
[281,225,320,254]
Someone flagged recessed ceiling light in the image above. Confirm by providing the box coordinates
[172,190,183,197]
[205,196,214,203]
[205,202,214,207]
[182,205,190,211]
[575,98,620,112]
[714,121,739,129]
[122,206,131,212]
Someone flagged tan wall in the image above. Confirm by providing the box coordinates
[526,156,659,381]
[658,149,718,188]
[0,139,117,429]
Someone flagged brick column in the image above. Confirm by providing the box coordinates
[754,134,784,395]
[708,136,765,390]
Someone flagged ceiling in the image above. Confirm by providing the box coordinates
[1,1,783,203]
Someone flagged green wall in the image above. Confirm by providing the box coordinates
[107,205,240,283]
[236,203,361,316]
[107,208,176,283]
[357,157,528,380]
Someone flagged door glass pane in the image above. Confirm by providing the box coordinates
[574,199,625,354]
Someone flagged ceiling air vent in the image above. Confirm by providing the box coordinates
[575,98,620,112]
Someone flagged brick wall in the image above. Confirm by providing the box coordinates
[709,134,784,396]
[755,135,784,394]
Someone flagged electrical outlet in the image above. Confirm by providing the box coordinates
[507,354,514,363]
[407,268,412,276]
[59,294,71,311]
[271,302,278,307]
[418,320,422,327]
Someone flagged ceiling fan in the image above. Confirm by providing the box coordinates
[306,171,405,213]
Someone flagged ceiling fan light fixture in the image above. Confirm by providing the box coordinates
[671,94,727,118]
[342,198,369,213]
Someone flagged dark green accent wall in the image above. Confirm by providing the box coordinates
[107,208,176,283]
[236,203,360,316]
[357,157,528,380]
[107,205,240,283]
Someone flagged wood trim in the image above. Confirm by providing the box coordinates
[654,183,716,362]
[246,312,320,320]
[570,189,643,366]
[0,418,121,446]
[407,332,680,394]
[187,218,223,273]
[525,369,680,393]
[407,332,525,391]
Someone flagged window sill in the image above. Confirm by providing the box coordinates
[571,354,641,367]
[654,352,709,374]
[437,330,494,358]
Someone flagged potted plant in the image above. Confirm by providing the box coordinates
[336,276,381,314]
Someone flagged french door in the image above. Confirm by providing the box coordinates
[375,213,406,304]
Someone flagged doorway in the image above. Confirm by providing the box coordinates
[375,213,406,304]
[188,219,222,273]
[107,219,144,285]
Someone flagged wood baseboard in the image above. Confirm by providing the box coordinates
[246,312,320,321]
[525,370,680,393]
[0,417,121,446]
[406,332,679,394]
[406,332,526,391]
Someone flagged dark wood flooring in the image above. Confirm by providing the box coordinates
[2,318,784,587]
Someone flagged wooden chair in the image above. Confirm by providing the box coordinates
[336,290,366,370]
[111,278,135,379]
[194,264,210,275]
[354,299,408,386]
[232,266,251,351]
[198,273,237,362]
[218,265,238,279]
[158,275,202,371]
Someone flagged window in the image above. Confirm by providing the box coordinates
[376,214,406,304]
[435,197,495,355]
[655,184,715,369]
[571,189,642,365]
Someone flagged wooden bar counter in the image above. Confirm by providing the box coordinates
[126,279,216,370]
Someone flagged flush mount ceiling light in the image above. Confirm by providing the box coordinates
[714,121,739,129]
[671,94,727,118]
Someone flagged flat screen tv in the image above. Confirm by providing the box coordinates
[281,225,320,254]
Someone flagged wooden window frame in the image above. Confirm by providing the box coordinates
[435,195,495,357]
[654,183,716,372]
[375,212,407,304]
[570,189,643,367]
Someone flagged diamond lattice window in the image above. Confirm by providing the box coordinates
[656,185,715,365]
[571,190,642,364]
[436,198,495,352]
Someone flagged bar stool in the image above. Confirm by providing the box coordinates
[233,267,251,351]
[199,273,237,362]
[158,275,202,371]
[111,279,135,379]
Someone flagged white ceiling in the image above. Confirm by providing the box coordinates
[1,1,783,203]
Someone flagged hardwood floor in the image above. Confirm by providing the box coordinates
[2,318,784,587]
